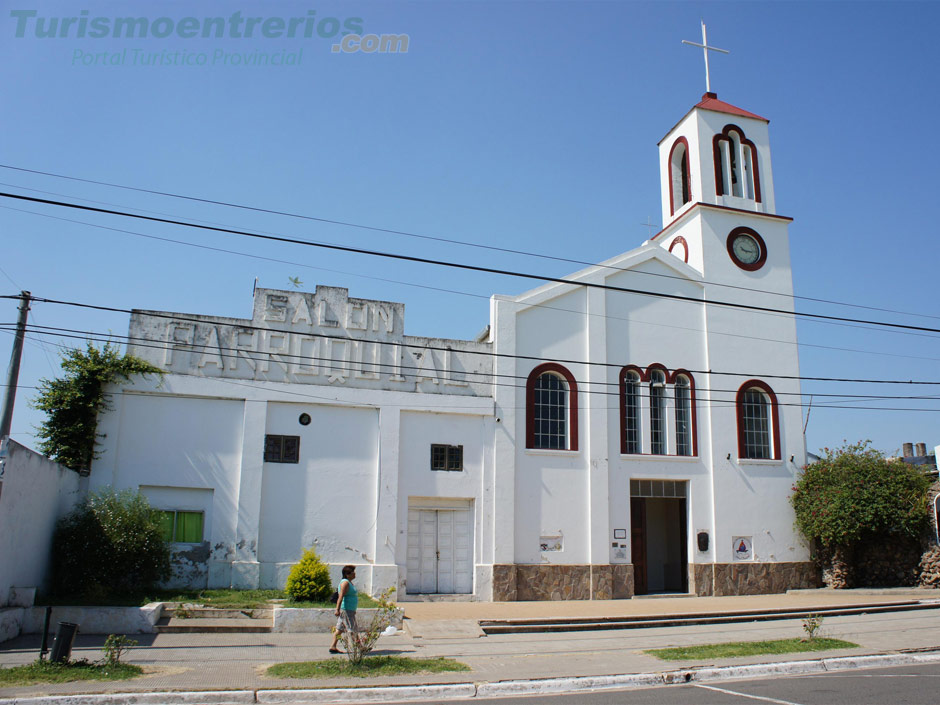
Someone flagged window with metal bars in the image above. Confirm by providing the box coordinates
[264,434,300,463]
[534,373,568,450]
[649,370,666,455]
[430,444,463,471]
[623,371,641,454]
[741,389,771,459]
[674,375,692,456]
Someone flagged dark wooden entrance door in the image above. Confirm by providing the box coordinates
[631,497,648,595]
[631,496,688,595]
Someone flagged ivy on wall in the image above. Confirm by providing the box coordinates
[32,342,162,472]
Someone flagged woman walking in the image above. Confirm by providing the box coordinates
[329,565,358,654]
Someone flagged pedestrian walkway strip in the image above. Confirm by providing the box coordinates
[479,599,940,634]
[4,650,940,705]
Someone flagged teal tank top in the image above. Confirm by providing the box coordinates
[341,579,358,611]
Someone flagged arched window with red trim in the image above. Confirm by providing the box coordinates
[620,365,697,456]
[674,373,694,456]
[669,137,692,215]
[713,124,761,203]
[649,368,667,455]
[620,367,642,454]
[736,380,780,460]
[526,363,579,451]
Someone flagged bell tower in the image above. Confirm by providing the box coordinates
[658,93,777,229]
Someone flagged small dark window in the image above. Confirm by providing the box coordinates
[265,434,300,463]
[431,444,463,471]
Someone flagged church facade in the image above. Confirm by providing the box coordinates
[90,93,818,599]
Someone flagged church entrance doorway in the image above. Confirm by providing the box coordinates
[406,499,473,594]
[630,480,688,595]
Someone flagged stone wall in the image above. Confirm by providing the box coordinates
[492,565,634,601]
[492,564,517,602]
[691,563,714,596]
[692,562,818,596]
[611,564,634,599]
[494,562,814,600]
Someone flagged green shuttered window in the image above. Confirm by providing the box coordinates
[156,510,204,543]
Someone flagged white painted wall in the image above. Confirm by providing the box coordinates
[258,402,379,587]
[398,410,488,591]
[90,391,246,589]
[0,441,82,605]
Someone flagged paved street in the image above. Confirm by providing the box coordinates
[454,663,940,705]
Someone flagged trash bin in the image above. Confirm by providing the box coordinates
[50,622,78,663]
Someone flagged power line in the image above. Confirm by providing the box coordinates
[3,191,940,336]
[13,321,940,402]
[5,298,940,387]
[3,163,936,322]
[6,202,940,358]
[15,331,940,414]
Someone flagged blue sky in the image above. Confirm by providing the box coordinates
[1,0,937,458]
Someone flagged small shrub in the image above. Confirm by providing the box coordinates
[102,634,137,665]
[801,614,823,641]
[51,488,170,598]
[285,547,332,602]
[337,587,398,665]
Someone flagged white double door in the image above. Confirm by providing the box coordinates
[406,506,472,594]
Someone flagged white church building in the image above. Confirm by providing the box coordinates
[90,92,817,600]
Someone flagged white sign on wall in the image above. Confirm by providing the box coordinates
[732,536,752,561]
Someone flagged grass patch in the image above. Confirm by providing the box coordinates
[267,656,470,678]
[0,660,143,686]
[37,589,380,610]
[646,637,858,661]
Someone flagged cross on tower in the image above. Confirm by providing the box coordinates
[682,21,729,94]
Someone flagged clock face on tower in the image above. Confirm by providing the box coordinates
[726,227,767,271]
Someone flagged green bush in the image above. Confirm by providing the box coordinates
[285,547,333,602]
[51,488,171,597]
[791,441,931,547]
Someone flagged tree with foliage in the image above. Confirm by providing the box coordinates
[791,441,932,586]
[31,342,161,472]
[285,547,333,602]
[51,488,171,597]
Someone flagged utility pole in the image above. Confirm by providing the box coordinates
[0,291,31,498]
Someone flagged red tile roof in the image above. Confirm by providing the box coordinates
[694,92,768,122]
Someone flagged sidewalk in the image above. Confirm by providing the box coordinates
[2,588,939,703]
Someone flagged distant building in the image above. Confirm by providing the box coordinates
[90,92,816,599]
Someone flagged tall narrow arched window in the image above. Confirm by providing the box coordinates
[526,363,578,451]
[669,137,692,215]
[621,369,642,454]
[649,369,667,455]
[713,124,761,203]
[674,374,693,456]
[736,380,780,460]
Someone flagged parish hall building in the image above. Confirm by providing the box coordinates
[90,92,818,600]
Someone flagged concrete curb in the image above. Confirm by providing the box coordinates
[0,692,255,705]
[256,684,476,703]
[4,651,940,704]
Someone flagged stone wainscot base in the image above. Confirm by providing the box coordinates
[492,562,818,601]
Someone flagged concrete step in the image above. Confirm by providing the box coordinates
[155,616,273,634]
[166,607,273,619]
[479,600,940,635]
